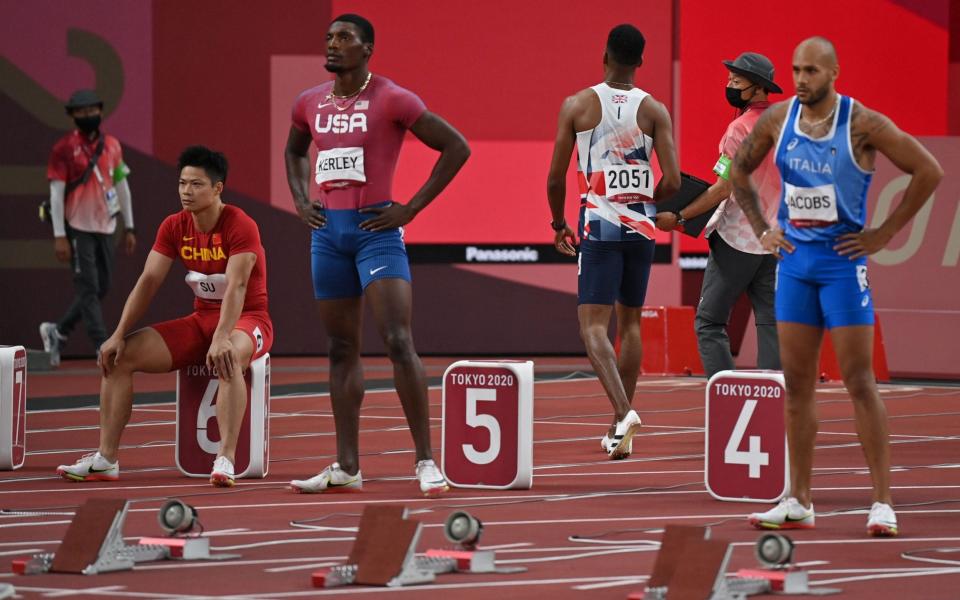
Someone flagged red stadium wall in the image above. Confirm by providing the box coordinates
[152,0,330,204]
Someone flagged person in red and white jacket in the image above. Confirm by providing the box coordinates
[40,89,136,367]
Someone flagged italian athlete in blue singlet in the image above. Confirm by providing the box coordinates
[730,37,942,539]
[772,94,875,329]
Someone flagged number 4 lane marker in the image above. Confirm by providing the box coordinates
[724,399,769,479]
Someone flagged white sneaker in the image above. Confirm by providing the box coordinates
[748,497,815,530]
[57,452,119,482]
[415,459,449,496]
[39,322,65,368]
[607,410,641,460]
[601,432,632,457]
[867,502,898,537]
[210,456,235,488]
[290,462,362,493]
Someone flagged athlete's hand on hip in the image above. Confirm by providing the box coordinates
[655,212,678,232]
[834,228,893,259]
[359,202,415,231]
[98,335,126,377]
[207,334,239,380]
[296,200,326,229]
[760,227,794,259]
[554,225,577,257]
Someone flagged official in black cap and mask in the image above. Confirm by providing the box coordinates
[40,89,136,367]
[656,52,783,376]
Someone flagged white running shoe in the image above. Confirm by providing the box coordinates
[601,432,632,457]
[290,462,362,493]
[607,410,641,460]
[748,497,815,530]
[57,452,119,482]
[415,459,449,497]
[867,502,898,537]
[210,456,235,488]
[39,322,65,368]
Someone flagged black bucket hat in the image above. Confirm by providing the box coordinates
[64,89,104,111]
[723,52,782,94]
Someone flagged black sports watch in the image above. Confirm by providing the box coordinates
[672,211,686,226]
[550,219,567,232]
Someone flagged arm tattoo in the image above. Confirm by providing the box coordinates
[732,131,765,174]
[850,105,889,165]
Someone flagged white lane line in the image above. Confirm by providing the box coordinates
[0,519,72,529]
[226,576,681,598]
[19,585,129,598]
[810,567,960,586]
[0,547,44,556]
[729,536,960,547]
[265,560,349,574]
[496,547,654,564]
[573,577,648,590]
[7,470,957,496]
[14,586,227,599]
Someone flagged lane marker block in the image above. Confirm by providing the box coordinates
[176,353,270,478]
[442,360,533,490]
[0,346,26,471]
[705,370,789,503]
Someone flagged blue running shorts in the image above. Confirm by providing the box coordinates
[775,238,874,329]
[310,203,411,300]
[578,238,655,306]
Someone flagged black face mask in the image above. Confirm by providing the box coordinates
[74,115,101,134]
[725,84,757,109]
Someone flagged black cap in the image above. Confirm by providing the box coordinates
[65,89,103,110]
[723,52,782,94]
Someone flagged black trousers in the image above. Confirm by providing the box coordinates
[57,227,115,349]
[695,232,781,377]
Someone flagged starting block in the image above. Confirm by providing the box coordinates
[705,370,789,503]
[441,361,533,490]
[629,526,781,600]
[175,353,270,478]
[12,498,234,576]
[421,548,496,573]
[312,505,434,588]
[12,499,169,575]
[311,505,509,589]
[631,525,752,600]
[0,346,26,470]
[136,537,211,560]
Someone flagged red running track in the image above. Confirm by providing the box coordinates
[2,358,959,599]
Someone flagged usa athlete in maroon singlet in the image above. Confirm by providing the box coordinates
[284,14,470,496]
[56,146,272,489]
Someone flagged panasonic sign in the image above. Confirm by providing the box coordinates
[465,246,540,263]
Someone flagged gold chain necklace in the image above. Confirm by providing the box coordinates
[326,72,372,111]
[800,100,837,127]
